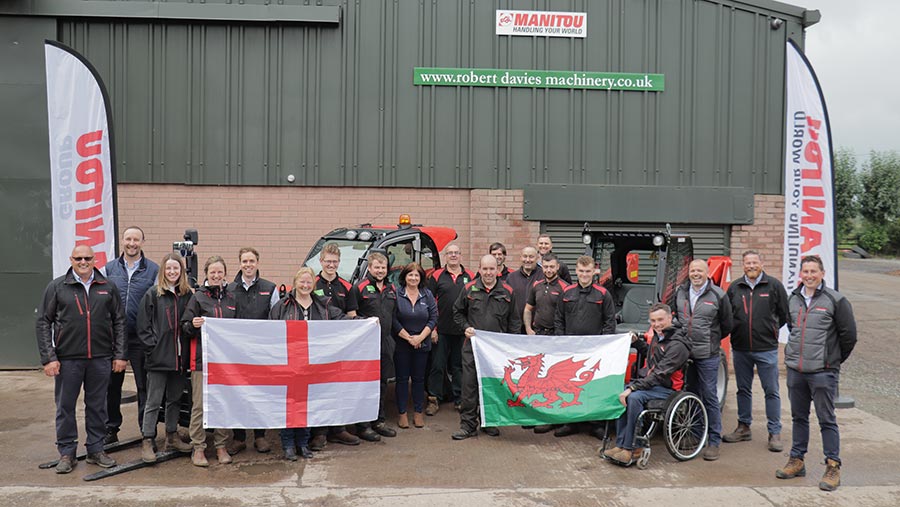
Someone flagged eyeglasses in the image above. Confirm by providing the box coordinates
[321,260,340,265]
[446,251,461,256]
[72,256,94,262]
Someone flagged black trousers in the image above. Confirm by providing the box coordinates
[107,337,148,433]
[56,358,111,456]
[459,338,481,432]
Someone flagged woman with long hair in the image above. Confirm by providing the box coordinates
[137,253,194,462]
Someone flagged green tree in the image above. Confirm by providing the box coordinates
[859,151,900,225]
[833,148,860,239]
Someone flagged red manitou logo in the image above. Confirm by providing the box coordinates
[502,353,600,409]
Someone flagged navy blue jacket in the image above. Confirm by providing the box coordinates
[104,254,159,339]
[392,286,438,351]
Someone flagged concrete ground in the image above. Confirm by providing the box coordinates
[3,259,899,506]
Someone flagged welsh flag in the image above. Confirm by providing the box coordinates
[472,331,631,426]
[202,317,381,428]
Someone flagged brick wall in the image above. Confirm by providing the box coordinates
[120,183,783,287]
[117,184,534,286]
[729,194,785,281]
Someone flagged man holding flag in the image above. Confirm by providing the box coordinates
[451,254,520,440]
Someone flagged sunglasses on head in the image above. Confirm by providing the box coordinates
[72,256,94,262]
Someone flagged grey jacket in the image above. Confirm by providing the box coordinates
[785,283,857,372]
[675,280,733,360]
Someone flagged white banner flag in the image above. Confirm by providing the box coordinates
[782,39,836,292]
[202,317,381,429]
[44,41,117,277]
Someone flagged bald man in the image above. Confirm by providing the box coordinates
[36,245,127,473]
[451,255,521,440]
[674,259,733,461]
[506,246,543,334]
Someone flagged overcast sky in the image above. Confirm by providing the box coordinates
[800,0,900,158]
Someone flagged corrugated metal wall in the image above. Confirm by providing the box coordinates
[57,0,804,193]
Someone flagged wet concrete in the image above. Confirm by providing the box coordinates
[2,259,899,505]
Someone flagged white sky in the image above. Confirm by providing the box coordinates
[800,0,900,157]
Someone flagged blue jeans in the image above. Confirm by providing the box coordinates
[787,368,840,463]
[280,427,310,450]
[733,349,781,435]
[394,339,430,414]
[616,385,673,449]
[56,358,111,456]
[688,355,722,446]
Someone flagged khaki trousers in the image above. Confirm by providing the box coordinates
[190,370,230,449]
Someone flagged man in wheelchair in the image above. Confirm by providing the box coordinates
[603,302,692,466]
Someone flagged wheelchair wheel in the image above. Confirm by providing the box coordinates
[663,391,708,461]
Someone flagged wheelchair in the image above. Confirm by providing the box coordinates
[601,346,708,469]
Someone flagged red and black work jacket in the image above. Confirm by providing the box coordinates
[726,272,789,352]
[269,291,347,322]
[314,273,357,314]
[554,282,617,336]
[180,284,237,371]
[36,268,127,364]
[137,285,191,372]
[349,274,397,341]
[452,278,521,335]
[526,276,567,333]
[629,325,692,392]
[427,265,475,336]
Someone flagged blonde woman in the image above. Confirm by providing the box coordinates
[137,253,194,462]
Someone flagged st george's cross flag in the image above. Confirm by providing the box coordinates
[472,331,631,427]
[202,317,381,428]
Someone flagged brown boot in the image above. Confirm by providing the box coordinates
[166,432,192,452]
[775,456,806,479]
[191,448,209,467]
[425,396,440,416]
[413,412,425,428]
[216,447,233,464]
[819,459,841,491]
[722,423,752,443]
[398,413,409,429]
[141,438,157,463]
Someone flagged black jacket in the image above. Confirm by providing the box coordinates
[103,254,159,339]
[229,272,277,320]
[452,279,521,334]
[349,274,398,340]
[36,268,126,364]
[315,274,356,314]
[137,286,191,371]
[675,280,733,360]
[554,282,617,335]
[180,284,237,371]
[506,266,544,331]
[269,291,347,322]
[427,265,475,335]
[727,272,789,352]
[629,325,692,392]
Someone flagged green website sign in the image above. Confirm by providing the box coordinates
[414,67,664,92]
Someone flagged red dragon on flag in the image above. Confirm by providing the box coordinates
[502,353,601,409]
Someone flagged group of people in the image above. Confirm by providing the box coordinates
[36,229,856,491]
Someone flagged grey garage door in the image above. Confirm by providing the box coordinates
[541,222,731,268]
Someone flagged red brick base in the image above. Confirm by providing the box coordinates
[119,184,783,288]
[730,194,786,282]
[117,184,539,286]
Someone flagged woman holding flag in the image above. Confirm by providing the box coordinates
[181,255,237,467]
[269,266,347,460]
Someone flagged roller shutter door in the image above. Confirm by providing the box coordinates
[541,222,731,267]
